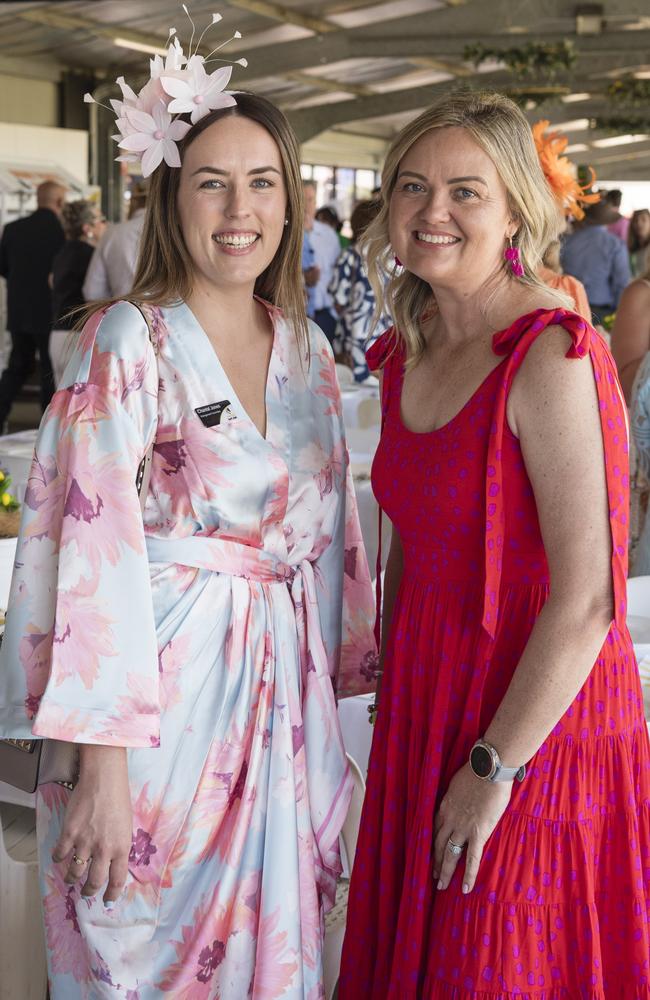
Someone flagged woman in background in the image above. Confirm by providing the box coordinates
[49,199,105,385]
[628,207,650,276]
[611,270,650,570]
[531,119,594,322]
[329,199,392,381]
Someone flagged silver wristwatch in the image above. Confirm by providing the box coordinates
[469,739,526,783]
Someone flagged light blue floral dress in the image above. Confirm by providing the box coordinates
[0,299,376,998]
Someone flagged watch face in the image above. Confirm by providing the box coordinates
[470,744,494,779]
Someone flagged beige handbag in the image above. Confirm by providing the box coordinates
[0,303,158,793]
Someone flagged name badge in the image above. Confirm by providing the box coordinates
[195,400,236,427]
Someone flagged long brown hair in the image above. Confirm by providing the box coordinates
[128,92,308,350]
[628,209,650,254]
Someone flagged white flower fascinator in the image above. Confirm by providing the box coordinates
[84,7,247,178]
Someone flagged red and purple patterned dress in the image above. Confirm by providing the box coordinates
[340,309,650,999]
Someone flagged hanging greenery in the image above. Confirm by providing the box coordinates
[591,115,650,133]
[503,85,571,108]
[463,40,577,80]
[607,75,650,107]
[590,114,650,134]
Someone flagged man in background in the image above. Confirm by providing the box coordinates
[605,189,630,244]
[302,179,340,345]
[561,198,631,324]
[0,179,66,427]
[83,182,147,300]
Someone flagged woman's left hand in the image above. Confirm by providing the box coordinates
[433,763,513,894]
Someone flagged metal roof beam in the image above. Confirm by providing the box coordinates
[247,29,650,80]
[286,83,616,142]
[225,0,338,34]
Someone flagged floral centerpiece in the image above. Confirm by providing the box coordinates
[0,470,21,538]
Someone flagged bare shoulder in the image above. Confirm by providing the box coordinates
[518,323,577,368]
[508,324,596,436]
[618,278,650,309]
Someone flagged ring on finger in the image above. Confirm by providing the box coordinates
[72,853,89,867]
[446,838,464,857]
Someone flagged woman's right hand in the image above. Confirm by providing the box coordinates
[52,745,132,906]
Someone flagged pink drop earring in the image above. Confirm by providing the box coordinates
[504,237,524,277]
[394,255,403,268]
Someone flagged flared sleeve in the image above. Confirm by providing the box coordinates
[0,301,160,747]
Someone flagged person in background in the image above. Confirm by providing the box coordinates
[561,198,631,323]
[82,181,147,299]
[538,239,590,320]
[301,224,319,305]
[628,208,650,277]
[610,271,650,569]
[316,205,350,249]
[605,189,630,244]
[302,179,341,344]
[530,120,595,323]
[329,199,391,381]
[0,179,66,429]
[611,267,650,404]
[628,336,650,575]
[49,200,106,387]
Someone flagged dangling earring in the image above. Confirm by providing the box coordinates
[504,236,524,277]
[394,254,402,268]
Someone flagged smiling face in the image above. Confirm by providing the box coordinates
[177,114,287,294]
[389,126,517,293]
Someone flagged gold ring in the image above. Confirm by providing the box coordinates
[72,853,88,867]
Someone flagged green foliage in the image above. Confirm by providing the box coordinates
[463,40,577,80]
[590,115,650,134]
[608,75,650,107]
[0,470,20,512]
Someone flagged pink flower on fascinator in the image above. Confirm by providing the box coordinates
[161,59,236,124]
[117,102,191,177]
[84,9,247,177]
[150,37,186,80]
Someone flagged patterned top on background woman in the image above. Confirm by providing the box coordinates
[329,244,391,382]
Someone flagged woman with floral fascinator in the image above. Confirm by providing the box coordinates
[531,118,594,322]
[339,90,650,998]
[0,11,375,997]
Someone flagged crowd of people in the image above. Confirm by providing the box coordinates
[0,29,649,997]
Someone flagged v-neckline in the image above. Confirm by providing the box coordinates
[179,297,278,443]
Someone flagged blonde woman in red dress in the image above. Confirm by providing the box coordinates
[340,91,650,999]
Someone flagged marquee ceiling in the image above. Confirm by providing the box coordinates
[1,0,650,178]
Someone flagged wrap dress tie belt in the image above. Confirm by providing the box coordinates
[145,533,352,906]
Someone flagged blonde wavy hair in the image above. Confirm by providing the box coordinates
[364,90,565,366]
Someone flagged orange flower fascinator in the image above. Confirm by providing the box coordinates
[532,119,600,220]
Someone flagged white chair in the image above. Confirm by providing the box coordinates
[627,575,650,617]
[627,575,650,643]
[356,396,381,430]
[323,754,366,1000]
[0,803,48,999]
[335,363,354,389]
